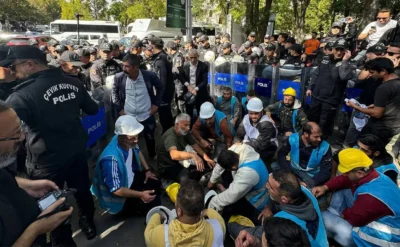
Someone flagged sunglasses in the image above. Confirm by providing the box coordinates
[9,61,28,72]
[377,17,388,20]
[387,52,400,56]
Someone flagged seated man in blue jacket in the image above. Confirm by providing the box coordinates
[278,122,332,189]
[112,54,164,158]
[91,115,161,215]
[215,87,240,128]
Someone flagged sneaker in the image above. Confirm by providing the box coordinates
[78,216,97,240]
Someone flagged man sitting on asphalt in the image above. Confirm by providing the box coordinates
[215,87,240,129]
[313,148,400,247]
[91,115,161,216]
[155,113,215,183]
[232,169,328,247]
[192,102,234,158]
[265,87,308,137]
[207,144,269,224]
[145,179,225,247]
[277,122,332,190]
[235,97,278,166]
[240,89,257,118]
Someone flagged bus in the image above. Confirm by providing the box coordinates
[49,20,122,41]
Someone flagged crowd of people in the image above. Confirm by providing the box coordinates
[0,7,400,247]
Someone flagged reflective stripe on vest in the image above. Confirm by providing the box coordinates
[164,219,224,247]
[352,173,400,247]
[243,114,278,146]
[289,133,330,177]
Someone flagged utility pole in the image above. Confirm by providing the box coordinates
[75,13,84,45]
[185,0,192,40]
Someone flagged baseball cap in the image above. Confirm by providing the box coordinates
[100,42,112,51]
[332,22,342,28]
[199,35,209,42]
[249,31,256,37]
[244,41,253,49]
[0,46,46,67]
[222,42,232,49]
[29,38,38,46]
[47,39,59,47]
[196,32,203,38]
[222,33,231,39]
[66,39,75,46]
[266,43,276,50]
[167,41,178,50]
[131,40,144,49]
[77,48,90,57]
[60,51,84,66]
[289,44,303,54]
[87,47,97,54]
[144,45,153,51]
[333,39,348,49]
[366,43,386,54]
[174,35,182,40]
[325,40,336,49]
[151,36,164,46]
[110,40,120,50]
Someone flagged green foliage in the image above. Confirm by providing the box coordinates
[106,1,131,25]
[0,0,46,24]
[29,0,61,23]
[59,0,94,20]
[125,0,166,20]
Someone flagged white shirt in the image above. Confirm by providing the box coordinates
[362,20,398,48]
[124,71,151,122]
[189,62,198,85]
[126,148,134,187]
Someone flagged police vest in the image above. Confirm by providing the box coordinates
[241,97,248,115]
[243,114,278,146]
[201,110,235,140]
[241,159,269,211]
[164,219,224,247]
[216,96,237,119]
[289,133,330,177]
[277,102,299,132]
[375,163,399,181]
[275,187,329,247]
[352,173,400,247]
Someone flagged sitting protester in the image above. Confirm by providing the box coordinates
[278,122,332,189]
[215,87,240,128]
[91,115,161,215]
[192,102,234,158]
[235,97,278,165]
[145,179,225,247]
[313,148,400,247]
[207,144,269,224]
[155,113,215,183]
[357,134,399,184]
[231,170,328,247]
[265,87,308,137]
[241,89,257,117]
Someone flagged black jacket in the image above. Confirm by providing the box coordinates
[112,70,164,113]
[151,51,175,104]
[179,60,210,104]
[6,68,98,169]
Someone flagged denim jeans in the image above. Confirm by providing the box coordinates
[322,189,356,247]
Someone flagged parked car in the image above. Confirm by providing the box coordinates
[65,33,102,45]
[6,35,58,46]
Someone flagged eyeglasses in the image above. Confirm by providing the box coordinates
[0,121,24,142]
[189,57,198,59]
[377,17,388,20]
[9,61,28,72]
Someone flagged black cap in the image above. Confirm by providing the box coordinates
[367,43,387,54]
[249,31,256,37]
[222,42,232,49]
[266,43,276,50]
[60,51,84,66]
[196,32,203,38]
[244,41,253,48]
[0,46,46,66]
[332,22,342,28]
[289,44,303,54]
[222,33,231,39]
[174,35,182,40]
[47,39,59,47]
[99,42,112,51]
[167,41,178,50]
[77,48,91,57]
[147,34,155,40]
[186,39,194,44]
[29,38,38,46]
[199,35,209,42]
[110,40,120,50]
[151,36,164,46]
[131,40,144,48]
[325,40,335,49]
[66,39,75,46]
[333,39,348,49]
[87,47,97,54]
[286,37,296,44]
[144,45,153,51]
[73,45,83,50]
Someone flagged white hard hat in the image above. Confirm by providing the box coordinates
[200,102,216,119]
[215,56,227,66]
[115,115,144,136]
[146,206,177,225]
[204,190,218,208]
[204,51,216,62]
[247,97,263,112]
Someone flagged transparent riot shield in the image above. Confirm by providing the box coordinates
[276,64,303,103]
[232,61,249,102]
[251,64,277,107]
[213,59,232,97]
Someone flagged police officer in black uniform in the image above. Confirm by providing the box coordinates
[110,40,126,64]
[150,36,174,132]
[284,43,304,66]
[142,44,154,70]
[2,46,99,245]
[213,33,222,55]
[238,31,258,54]
[77,49,93,91]
[198,35,214,62]
[167,41,185,113]
[259,43,279,65]
[130,40,147,70]
[241,41,259,64]
[218,42,234,61]
[173,35,184,52]
[46,39,59,66]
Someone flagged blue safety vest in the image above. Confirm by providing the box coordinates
[200,110,235,139]
[277,102,299,132]
[217,96,237,119]
[274,186,328,247]
[241,97,248,115]
[289,133,330,177]
[352,172,400,247]
[375,163,399,181]
[91,135,142,214]
[240,159,269,211]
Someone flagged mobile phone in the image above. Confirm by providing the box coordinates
[371,26,376,31]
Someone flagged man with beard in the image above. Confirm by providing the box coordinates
[235,98,278,165]
[155,113,214,183]
[91,115,160,216]
[215,87,240,129]
[278,122,332,190]
[265,87,308,137]
[0,101,73,246]
[113,54,164,159]
[306,39,356,138]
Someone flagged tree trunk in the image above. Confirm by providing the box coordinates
[292,0,310,41]
[256,0,272,41]
[360,0,379,30]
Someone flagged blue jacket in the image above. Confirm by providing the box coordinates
[289,133,330,177]
[352,173,400,247]
[91,135,142,214]
[275,186,329,247]
[201,110,235,139]
[241,97,248,115]
[112,70,164,112]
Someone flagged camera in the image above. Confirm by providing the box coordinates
[38,189,76,211]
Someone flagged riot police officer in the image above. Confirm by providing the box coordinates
[167,41,185,113]
[259,34,271,57]
[198,35,214,61]
[142,44,154,70]
[130,40,147,70]
[241,41,259,64]
[259,43,279,65]
[90,42,122,90]
[110,40,126,63]
[46,39,59,66]
[218,42,234,61]
[77,48,93,91]
[195,32,203,46]
[214,33,222,55]
[173,35,184,52]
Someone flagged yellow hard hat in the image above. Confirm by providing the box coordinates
[283,87,296,97]
[228,215,255,227]
[165,183,180,203]
[338,148,373,174]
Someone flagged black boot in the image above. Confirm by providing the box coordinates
[79,216,97,240]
